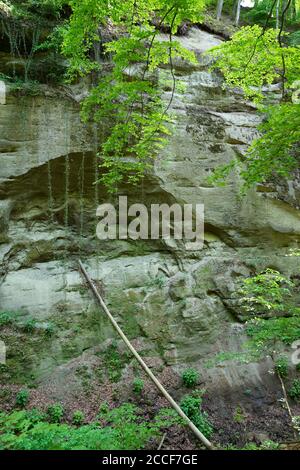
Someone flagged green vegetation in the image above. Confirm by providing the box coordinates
[15,389,30,408]
[181,368,200,388]
[61,0,206,191]
[0,310,55,337]
[224,439,279,450]
[72,410,85,426]
[289,379,300,400]
[206,3,300,191]
[0,402,190,450]
[180,393,213,438]
[103,343,130,383]
[239,269,299,319]
[274,356,289,378]
[210,25,300,102]
[47,404,64,423]
[210,268,300,368]
[132,378,144,395]
[0,311,19,327]
[2,0,299,192]
[246,316,300,350]
[233,405,245,424]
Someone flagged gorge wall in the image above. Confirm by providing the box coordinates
[1,27,300,439]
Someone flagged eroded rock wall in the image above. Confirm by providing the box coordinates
[0,29,299,406]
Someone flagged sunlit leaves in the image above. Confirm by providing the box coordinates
[209,25,300,102]
[241,103,300,187]
[62,0,206,191]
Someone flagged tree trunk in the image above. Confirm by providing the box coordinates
[235,0,242,26]
[216,0,224,20]
[276,0,280,29]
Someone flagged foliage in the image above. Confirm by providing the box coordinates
[72,410,84,425]
[181,368,200,388]
[289,30,300,46]
[15,389,30,408]
[274,356,289,378]
[62,0,207,191]
[238,269,298,318]
[224,439,279,450]
[211,268,300,365]
[180,393,213,438]
[289,379,300,400]
[207,24,300,189]
[132,378,144,395]
[23,317,38,332]
[233,405,245,424]
[246,316,300,351]
[210,103,300,189]
[47,403,64,423]
[243,0,278,27]
[209,25,300,102]
[292,415,300,434]
[0,403,161,449]
[240,103,300,188]
[5,0,64,22]
[103,343,130,382]
[0,311,18,327]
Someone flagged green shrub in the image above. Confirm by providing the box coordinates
[16,390,30,409]
[72,410,84,426]
[289,379,300,401]
[233,406,245,423]
[260,439,279,450]
[23,318,37,332]
[0,403,162,450]
[239,269,298,319]
[103,344,129,382]
[180,394,213,438]
[182,368,199,388]
[246,317,300,349]
[275,357,289,378]
[44,323,55,337]
[47,404,64,423]
[0,311,19,327]
[132,378,144,395]
[98,401,110,417]
[26,408,46,424]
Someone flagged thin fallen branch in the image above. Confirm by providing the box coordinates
[157,432,167,450]
[278,373,298,439]
[78,259,213,450]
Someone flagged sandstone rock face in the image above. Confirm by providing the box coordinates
[0,88,94,183]
[0,28,299,400]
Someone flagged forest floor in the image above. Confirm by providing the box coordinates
[1,362,299,450]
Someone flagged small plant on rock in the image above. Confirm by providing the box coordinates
[23,318,37,333]
[182,368,199,388]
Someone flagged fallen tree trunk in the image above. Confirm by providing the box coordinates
[78,259,213,450]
